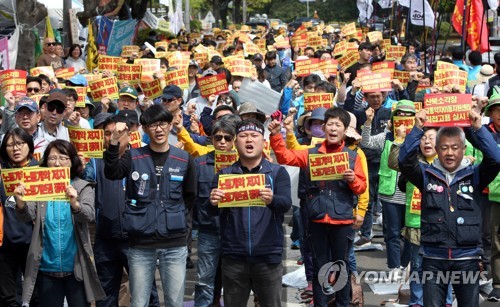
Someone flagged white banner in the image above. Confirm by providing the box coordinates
[410,0,435,28]
[357,0,374,23]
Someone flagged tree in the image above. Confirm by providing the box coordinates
[15,0,47,70]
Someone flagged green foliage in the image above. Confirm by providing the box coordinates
[190,19,202,31]
[438,21,452,39]
[438,0,455,14]
[264,0,357,23]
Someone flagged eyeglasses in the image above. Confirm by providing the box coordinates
[46,42,56,46]
[213,134,233,142]
[46,156,70,163]
[27,87,40,93]
[6,141,26,149]
[46,103,66,114]
[147,122,169,130]
[421,136,436,142]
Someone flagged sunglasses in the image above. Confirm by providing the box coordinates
[46,42,56,46]
[46,103,66,114]
[213,134,233,142]
[27,87,40,93]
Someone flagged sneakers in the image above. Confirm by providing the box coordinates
[297,257,304,265]
[488,287,500,301]
[186,257,195,269]
[354,237,372,247]
[291,240,300,250]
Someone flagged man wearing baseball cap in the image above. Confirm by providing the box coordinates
[39,90,69,142]
[117,86,139,112]
[187,60,201,101]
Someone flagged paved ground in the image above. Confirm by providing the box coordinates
[150,209,497,306]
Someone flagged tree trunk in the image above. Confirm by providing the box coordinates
[233,0,242,25]
[15,0,47,70]
[212,0,222,27]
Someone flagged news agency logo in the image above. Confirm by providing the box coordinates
[318,261,349,295]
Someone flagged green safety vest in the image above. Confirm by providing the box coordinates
[471,142,500,202]
[378,140,398,196]
[405,182,421,228]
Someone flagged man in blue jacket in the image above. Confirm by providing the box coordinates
[399,108,500,307]
[209,119,292,306]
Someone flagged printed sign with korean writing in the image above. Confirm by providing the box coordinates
[360,72,392,92]
[88,77,119,102]
[165,69,189,89]
[367,31,383,42]
[372,61,395,78]
[295,58,320,77]
[243,42,260,55]
[30,66,54,78]
[199,73,229,97]
[55,67,76,80]
[333,40,347,56]
[386,46,406,61]
[217,174,265,207]
[273,37,290,49]
[424,93,472,127]
[134,58,161,75]
[309,152,349,181]
[64,86,87,107]
[82,74,101,83]
[98,55,121,73]
[226,59,255,78]
[215,151,239,173]
[129,131,142,148]
[311,137,325,146]
[304,93,334,111]
[337,50,358,69]
[68,127,104,158]
[434,69,468,93]
[117,63,142,85]
[436,61,457,71]
[393,70,410,85]
[0,70,27,96]
[392,116,415,135]
[382,39,391,50]
[292,34,308,48]
[319,59,338,77]
[307,34,323,49]
[341,22,357,36]
[1,167,70,201]
[140,78,163,99]
[121,45,140,58]
[410,188,421,215]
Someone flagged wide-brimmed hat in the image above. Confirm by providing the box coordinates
[238,101,266,124]
[476,64,494,83]
[484,92,500,117]
[304,107,327,131]
[345,111,361,141]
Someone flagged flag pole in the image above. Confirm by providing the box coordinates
[478,0,487,55]
[406,0,411,42]
[423,0,427,73]
[461,0,468,53]
[429,0,439,69]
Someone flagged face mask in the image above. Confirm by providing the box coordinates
[310,124,325,138]
[138,94,145,106]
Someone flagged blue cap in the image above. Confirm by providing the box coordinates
[67,74,88,86]
[15,96,39,113]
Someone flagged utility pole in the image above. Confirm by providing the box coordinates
[63,0,71,47]
[243,0,247,24]
[185,0,190,32]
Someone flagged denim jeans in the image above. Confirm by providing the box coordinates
[128,246,187,307]
[299,201,313,281]
[221,257,283,307]
[348,245,357,273]
[381,200,411,269]
[309,222,353,307]
[422,258,480,307]
[290,206,303,242]
[194,232,221,307]
[37,273,88,307]
[359,171,379,239]
[408,243,453,306]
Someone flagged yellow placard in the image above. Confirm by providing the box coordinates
[319,59,338,77]
[214,150,239,173]
[295,58,321,77]
[392,116,415,135]
[129,131,142,148]
[436,61,457,71]
[140,78,163,99]
[243,42,261,56]
[117,63,142,85]
[30,94,47,104]
[341,22,357,36]
[165,69,189,90]
[0,70,27,96]
[304,93,334,111]
[254,39,266,53]
[88,77,119,102]
[55,67,76,80]
[409,188,421,215]
[393,70,410,85]
[367,31,383,42]
[155,41,169,49]
[309,152,349,181]
[64,86,87,107]
[226,59,255,78]
[434,69,468,93]
[134,58,161,75]
[30,66,55,79]
[311,137,325,146]
[382,39,391,50]
[1,167,70,201]
[82,73,101,83]
[337,50,358,69]
[217,174,266,207]
[386,46,406,61]
[121,45,140,58]
[68,127,104,158]
[98,55,121,73]
[334,40,348,57]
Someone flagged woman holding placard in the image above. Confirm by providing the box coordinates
[0,128,39,306]
[13,140,104,307]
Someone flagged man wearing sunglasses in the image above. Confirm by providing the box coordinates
[39,91,69,142]
[36,38,63,71]
[26,76,42,98]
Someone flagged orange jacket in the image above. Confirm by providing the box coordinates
[270,133,367,224]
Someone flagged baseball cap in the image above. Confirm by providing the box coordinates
[253,53,263,61]
[67,74,88,86]
[117,110,139,124]
[189,60,199,68]
[119,86,138,99]
[46,91,67,106]
[15,96,39,113]
[161,85,183,100]
[201,69,217,77]
[485,92,500,117]
[210,55,224,65]
[94,113,113,128]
